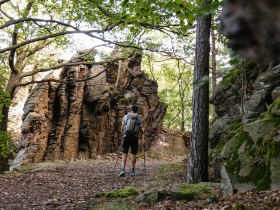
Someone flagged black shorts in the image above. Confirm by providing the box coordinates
[122,133,139,155]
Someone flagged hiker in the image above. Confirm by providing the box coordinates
[118,104,143,177]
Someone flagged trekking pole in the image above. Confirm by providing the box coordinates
[142,133,146,175]
[112,152,119,175]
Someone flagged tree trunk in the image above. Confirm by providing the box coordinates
[0,72,20,131]
[181,105,185,132]
[0,106,9,131]
[0,72,20,172]
[211,27,217,92]
[187,0,211,183]
[0,106,10,172]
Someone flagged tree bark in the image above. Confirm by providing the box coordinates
[0,72,20,172]
[211,27,217,92]
[0,103,10,172]
[187,0,211,183]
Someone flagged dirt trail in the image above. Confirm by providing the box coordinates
[0,156,185,210]
[1,156,280,210]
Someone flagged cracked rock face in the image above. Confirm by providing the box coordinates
[10,51,167,169]
[221,0,280,61]
[209,62,280,193]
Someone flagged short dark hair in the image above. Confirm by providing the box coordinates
[131,105,138,112]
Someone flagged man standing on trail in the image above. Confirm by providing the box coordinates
[118,104,143,177]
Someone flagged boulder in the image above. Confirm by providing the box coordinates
[136,189,167,204]
[170,183,219,201]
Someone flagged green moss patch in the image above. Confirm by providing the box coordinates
[170,183,211,200]
[224,129,251,174]
[220,68,240,88]
[233,203,249,210]
[89,201,130,210]
[231,116,280,190]
[230,120,242,131]
[267,99,280,114]
[95,187,139,198]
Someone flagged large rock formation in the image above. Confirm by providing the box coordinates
[218,1,280,193]
[11,50,167,168]
[210,62,280,193]
[220,0,280,61]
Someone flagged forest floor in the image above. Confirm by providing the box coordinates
[0,154,280,210]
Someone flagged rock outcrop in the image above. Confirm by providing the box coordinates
[210,62,280,193]
[221,0,280,61]
[11,50,167,168]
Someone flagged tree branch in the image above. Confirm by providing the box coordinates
[15,63,113,89]
[0,0,9,6]
[26,39,53,58]
[8,27,18,73]
[0,29,107,53]
[0,6,13,19]
[20,57,128,78]
[97,5,115,18]
[0,18,80,30]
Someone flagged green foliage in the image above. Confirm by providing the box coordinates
[0,131,14,158]
[0,73,13,158]
[0,75,11,121]
[143,52,193,131]
[95,187,139,198]
[0,91,11,120]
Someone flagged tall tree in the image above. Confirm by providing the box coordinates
[211,26,217,92]
[188,0,212,183]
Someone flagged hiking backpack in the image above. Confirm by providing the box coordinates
[123,115,141,135]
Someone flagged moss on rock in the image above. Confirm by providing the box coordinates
[225,115,280,191]
[96,187,139,198]
[90,201,130,210]
[220,68,240,88]
[267,99,280,117]
[230,120,242,131]
[170,183,211,200]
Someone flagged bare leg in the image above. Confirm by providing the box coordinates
[131,154,136,170]
[122,153,128,169]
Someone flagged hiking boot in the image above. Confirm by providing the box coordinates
[130,170,136,176]
[118,168,125,177]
